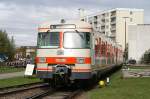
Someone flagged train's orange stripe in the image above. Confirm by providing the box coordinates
[85,58,91,64]
[60,32,63,48]
[36,57,91,64]
[36,68,91,72]
[36,68,53,71]
[47,57,76,64]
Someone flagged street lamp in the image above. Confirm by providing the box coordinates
[122,17,129,65]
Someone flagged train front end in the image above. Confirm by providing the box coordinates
[36,21,93,86]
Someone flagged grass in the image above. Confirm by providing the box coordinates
[0,66,25,74]
[0,76,42,88]
[88,70,150,99]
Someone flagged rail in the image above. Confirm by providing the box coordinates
[26,89,82,99]
[0,83,49,96]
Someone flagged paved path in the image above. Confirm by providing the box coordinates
[122,69,150,78]
[0,71,25,79]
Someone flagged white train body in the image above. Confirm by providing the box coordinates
[35,20,123,84]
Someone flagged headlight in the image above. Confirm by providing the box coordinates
[39,57,46,63]
[76,58,85,64]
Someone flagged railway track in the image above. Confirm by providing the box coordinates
[0,82,82,99]
[0,67,120,99]
[0,82,46,91]
[0,82,50,99]
[26,89,82,99]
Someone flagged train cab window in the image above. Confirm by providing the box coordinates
[38,32,60,48]
[64,32,91,49]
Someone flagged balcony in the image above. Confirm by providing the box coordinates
[109,33,116,37]
[111,11,116,17]
[101,19,105,23]
[94,23,97,28]
[94,16,98,22]
[111,17,116,22]
[110,25,116,31]
[111,18,116,26]
[89,22,92,25]
[111,30,116,34]
[101,26,105,30]
[102,32,105,34]
[109,32,116,41]
[101,13,105,17]
[81,19,84,21]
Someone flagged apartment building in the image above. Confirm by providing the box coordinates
[128,24,150,63]
[81,8,144,50]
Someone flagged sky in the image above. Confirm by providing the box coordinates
[0,0,150,46]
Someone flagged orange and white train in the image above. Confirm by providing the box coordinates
[35,20,123,86]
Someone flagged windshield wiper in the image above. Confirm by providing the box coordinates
[75,30,84,39]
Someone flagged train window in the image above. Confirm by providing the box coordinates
[37,32,60,48]
[64,32,91,49]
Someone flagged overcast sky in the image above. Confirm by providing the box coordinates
[0,0,150,46]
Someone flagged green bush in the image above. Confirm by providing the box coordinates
[0,30,15,61]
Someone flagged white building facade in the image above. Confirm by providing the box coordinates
[81,8,144,50]
[128,24,150,63]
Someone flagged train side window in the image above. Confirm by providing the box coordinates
[86,33,90,47]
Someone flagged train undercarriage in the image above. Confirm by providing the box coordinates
[38,64,122,88]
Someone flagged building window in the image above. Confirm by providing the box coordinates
[101,19,105,23]
[106,19,109,22]
[130,11,133,15]
[111,17,116,22]
[102,13,105,16]
[81,19,84,21]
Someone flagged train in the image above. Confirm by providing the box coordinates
[35,20,123,87]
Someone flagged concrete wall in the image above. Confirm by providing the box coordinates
[116,9,144,50]
[128,24,150,62]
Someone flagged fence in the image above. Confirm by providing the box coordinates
[0,61,28,73]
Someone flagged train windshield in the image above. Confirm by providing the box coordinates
[37,32,60,48]
[64,32,91,48]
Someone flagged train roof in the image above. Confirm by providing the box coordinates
[38,20,92,29]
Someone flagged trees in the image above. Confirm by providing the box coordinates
[141,49,150,64]
[0,30,15,61]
